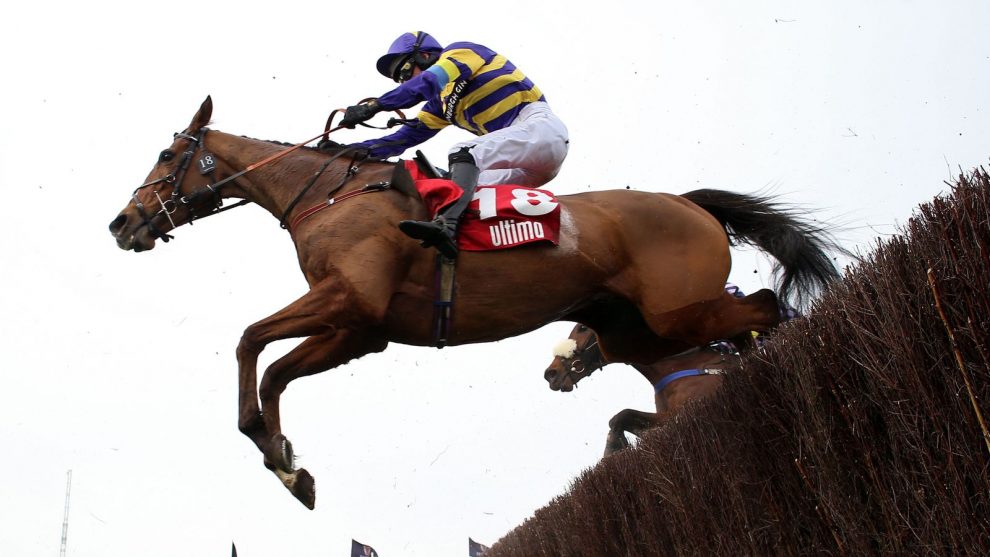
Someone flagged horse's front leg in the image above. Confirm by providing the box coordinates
[257,328,387,508]
[604,409,659,456]
[234,282,386,508]
[604,426,631,456]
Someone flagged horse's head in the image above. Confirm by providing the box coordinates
[109,96,222,252]
[545,323,606,392]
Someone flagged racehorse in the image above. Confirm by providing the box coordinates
[546,323,736,455]
[108,96,843,509]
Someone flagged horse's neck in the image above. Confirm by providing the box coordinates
[204,131,346,220]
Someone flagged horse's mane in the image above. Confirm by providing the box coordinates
[238,135,399,164]
[239,135,321,153]
[232,134,414,196]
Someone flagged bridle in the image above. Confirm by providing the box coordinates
[130,128,251,243]
[130,125,361,243]
[131,130,206,242]
[129,104,416,244]
[557,328,608,387]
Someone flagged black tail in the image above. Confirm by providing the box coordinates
[682,189,848,310]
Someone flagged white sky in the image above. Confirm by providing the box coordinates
[2,1,989,556]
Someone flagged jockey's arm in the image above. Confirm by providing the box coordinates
[351,48,485,157]
[350,116,441,159]
[376,68,444,110]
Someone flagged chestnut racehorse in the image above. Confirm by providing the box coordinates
[108,96,843,509]
[547,323,736,455]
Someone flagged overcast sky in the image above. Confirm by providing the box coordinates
[2,1,990,556]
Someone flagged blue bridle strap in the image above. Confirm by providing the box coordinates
[655,368,710,394]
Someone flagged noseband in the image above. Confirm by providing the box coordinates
[558,333,607,387]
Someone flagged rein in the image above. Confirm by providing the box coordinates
[321,99,407,144]
[133,104,414,243]
[132,125,350,241]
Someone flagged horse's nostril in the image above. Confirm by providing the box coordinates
[544,368,556,381]
[109,213,128,235]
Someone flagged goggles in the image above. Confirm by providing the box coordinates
[390,54,416,83]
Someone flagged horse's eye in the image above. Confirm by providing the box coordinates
[159,150,175,163]
[577,325,588,332]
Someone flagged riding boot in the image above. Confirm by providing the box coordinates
[399,148,478,259]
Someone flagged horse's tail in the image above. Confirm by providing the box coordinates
[682,188,847,310]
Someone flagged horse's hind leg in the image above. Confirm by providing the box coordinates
[712,288,783,343]
[234,278,388,509]
[235,297,336,455]
[648,288,782,346]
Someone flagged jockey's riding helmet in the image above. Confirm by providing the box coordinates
[376,31,443,82]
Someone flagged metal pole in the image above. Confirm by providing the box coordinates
[60,470,72,557]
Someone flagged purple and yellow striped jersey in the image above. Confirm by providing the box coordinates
[354,42,546,158]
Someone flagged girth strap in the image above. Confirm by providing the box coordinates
[654,368,723,394]
[433,255,456,347]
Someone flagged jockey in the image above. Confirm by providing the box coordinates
[339,31,570,259]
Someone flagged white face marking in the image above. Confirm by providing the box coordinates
[552,338,577,359]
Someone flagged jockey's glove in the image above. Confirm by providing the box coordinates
[340,100,381,128]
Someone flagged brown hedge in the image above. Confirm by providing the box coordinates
[489,167,990,557]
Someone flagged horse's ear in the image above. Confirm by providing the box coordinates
[191,95,213,130]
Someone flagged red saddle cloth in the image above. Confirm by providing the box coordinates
[403,160,560,251]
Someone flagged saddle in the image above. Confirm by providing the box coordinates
[403,152,563,348]
[404,152,561,252]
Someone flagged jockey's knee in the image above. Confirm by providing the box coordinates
[448,147,475,166]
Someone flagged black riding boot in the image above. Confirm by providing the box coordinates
[399,148,479,259]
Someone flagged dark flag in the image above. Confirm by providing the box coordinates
[351,539,379,557]
[469,537,490,556]
[231,542,237,557]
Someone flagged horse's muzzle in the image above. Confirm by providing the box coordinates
[109,212,156,252]
[544,366,574,392]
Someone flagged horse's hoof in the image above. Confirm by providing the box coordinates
[292,469,316,510]
[274,468,316,509]
[604,432,629,457]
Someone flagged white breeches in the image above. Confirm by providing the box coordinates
[449,102,570,187]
